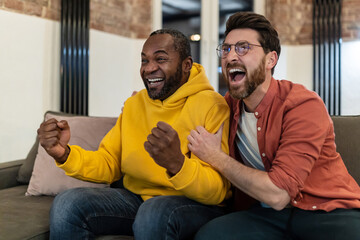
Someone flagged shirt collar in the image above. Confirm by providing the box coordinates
[253,77,277,116]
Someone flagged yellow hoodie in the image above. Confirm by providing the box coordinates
[59,63,231,205]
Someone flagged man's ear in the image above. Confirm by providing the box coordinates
[182,56,193,73]
[266,51,278,70]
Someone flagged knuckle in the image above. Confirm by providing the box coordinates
[172,132,178,138]
[144,143,149,151]
[158,141,167,150]
[147,134,154,142]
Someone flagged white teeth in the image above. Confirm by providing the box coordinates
[148,78,163,83]
[229,68,245,73]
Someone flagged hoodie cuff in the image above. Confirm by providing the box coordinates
[168,156,197,190]
[56,145,80,174]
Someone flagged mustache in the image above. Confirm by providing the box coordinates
[225,63,246,71]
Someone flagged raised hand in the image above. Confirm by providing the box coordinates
[144,121,184,176]
[37,118,71,163]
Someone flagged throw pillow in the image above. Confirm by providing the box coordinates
[17,111,78,184]
[26,111,118,196]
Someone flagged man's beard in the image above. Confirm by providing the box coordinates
[226,56,266,100]
[146,63,183,100]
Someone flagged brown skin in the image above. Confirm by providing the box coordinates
[144,121,184,176]
[37,118,70,164]
[38,33,192,176]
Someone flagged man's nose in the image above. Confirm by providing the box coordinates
[144,61,158,73]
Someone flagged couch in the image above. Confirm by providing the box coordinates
[1,113,360,240]
[0,111,132,240]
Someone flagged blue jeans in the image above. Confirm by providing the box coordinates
[194,205,360,240]
[50,187,226,240]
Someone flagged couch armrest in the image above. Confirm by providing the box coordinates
[0,159,25,190]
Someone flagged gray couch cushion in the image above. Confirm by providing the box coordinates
[0,186,134,240]
[0,185,53,240]
[332,115,360,184]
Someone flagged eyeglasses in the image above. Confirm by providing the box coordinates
[216,41,262,58]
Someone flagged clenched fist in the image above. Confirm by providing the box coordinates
[144,121,184,176]
[37,118,71,163]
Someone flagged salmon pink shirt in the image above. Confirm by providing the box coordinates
[226,78,360,212]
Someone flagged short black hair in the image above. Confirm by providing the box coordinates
[150,29,191,62]
[225,12,281,74]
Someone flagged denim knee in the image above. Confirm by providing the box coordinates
[133,196,186,239]
[50,188,89,227]
[133,196,225,240]
[132,196,165,233]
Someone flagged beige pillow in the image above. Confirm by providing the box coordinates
[26,112,118,196]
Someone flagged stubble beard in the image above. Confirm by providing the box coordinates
[146,63,183,101]
[226,56,266,100]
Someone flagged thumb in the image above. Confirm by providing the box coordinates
[215,123,224,139]
[57,120,71,147]
[57,120,70,130]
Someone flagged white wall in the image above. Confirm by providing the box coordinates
[0,10,60,163]
[0,10,146,163]
[341,40,360,115]
[274,45,313,90]
[88,30,145,117]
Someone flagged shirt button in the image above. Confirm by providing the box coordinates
[257,127,261,131]
[262,153,266,157]
[255,112,259,116]
[312,206,317,209]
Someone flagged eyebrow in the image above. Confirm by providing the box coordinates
[141,50,169,56]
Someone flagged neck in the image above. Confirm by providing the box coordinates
[243,75,272,112]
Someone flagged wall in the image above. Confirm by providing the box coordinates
[0,10,60,163]
[0,0,152,37]
[88,30,145,117]
[0,0,152,163]
[340,1,360,115]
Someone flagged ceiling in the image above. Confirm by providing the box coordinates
[162,0,253,22]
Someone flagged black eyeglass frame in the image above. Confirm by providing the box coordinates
[216,41,262,58]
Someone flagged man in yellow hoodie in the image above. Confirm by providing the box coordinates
[37,29,231,240]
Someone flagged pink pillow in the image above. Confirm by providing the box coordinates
[26,112,118,196]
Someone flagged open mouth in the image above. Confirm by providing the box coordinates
[229,68,246,82]
[147,78,164,87]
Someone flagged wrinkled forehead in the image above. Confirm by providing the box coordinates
[142,34,176,56]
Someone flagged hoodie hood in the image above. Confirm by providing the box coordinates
[141,63,214,108]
